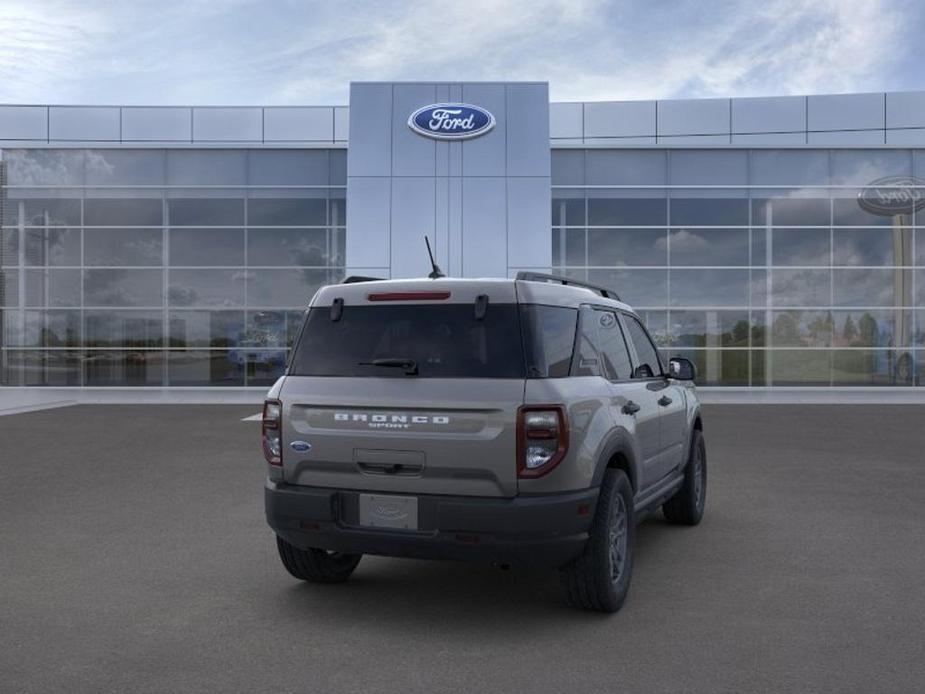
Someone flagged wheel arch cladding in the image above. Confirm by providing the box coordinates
[592,430,639,493]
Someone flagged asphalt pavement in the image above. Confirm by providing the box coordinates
[2,404,924,694]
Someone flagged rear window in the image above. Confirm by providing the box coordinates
[289,304,526,378]
[288,303,579,379]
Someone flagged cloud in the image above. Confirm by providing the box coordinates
[0,0,919,105]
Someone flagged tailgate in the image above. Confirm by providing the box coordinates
[280,377,524,497]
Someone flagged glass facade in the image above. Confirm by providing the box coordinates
[0,148,346,386]
[552,148,925,387]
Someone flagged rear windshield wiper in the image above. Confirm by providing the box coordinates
[358,358,419,376]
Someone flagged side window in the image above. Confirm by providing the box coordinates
[573,308,603,377]
[624,314,662,378]
[595,310,633,380]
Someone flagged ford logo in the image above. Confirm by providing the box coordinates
[408,103,495,141]
[858,176,925,216]
[289,440,312,452]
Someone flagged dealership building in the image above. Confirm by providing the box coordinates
[1,81,924,394]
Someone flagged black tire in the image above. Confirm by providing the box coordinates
[663,429,706,526]
[559,469,635,613]
[275,536,362,583]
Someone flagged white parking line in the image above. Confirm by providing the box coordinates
[241,413,263,421]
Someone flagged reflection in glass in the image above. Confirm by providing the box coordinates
[168,198,244,226]
[85,310,163,347]
[668,311,750,348]
[770,229,830,266]
[168,269,246,307]
[247,229,333,266]
[84,269,163,307]
[84,198,163,226]
[246,269,333,307]
[167,350,244,386]
[551,197,586,226]
[669,269,750,307]
[247,198,326,226]
[833,228,905,266]
[84,228,163,266]
[24,227,81,266]
[671,349,749,386]
[751,197,829,226]
[587,228,665,266]
[168,311,245,348]
[833,268,900,307]
[24,269,81,307]
[768,350,831,385]
[770,310,833,347]
[84,351,164,386]
[168,228,245,266]
[833,198,899,227]
[832,350,912,386]
[5,150,85,186]
[245,311,304,349]
[587,269,667,307]
[9,198,81,227]
[85,150,166,185]
[588,197,667,226]
[13,350,82,386]
[770,269,830,307]
[668,228,748,266]
[23,310,80,347]
[670,198,749,226]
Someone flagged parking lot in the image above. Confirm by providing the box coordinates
[2,403,924,693]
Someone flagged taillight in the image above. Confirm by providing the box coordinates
[262,399,282,466]
[517,405,568,478]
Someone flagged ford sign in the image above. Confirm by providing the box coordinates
[858,176,925,216]
[408,103,495,140]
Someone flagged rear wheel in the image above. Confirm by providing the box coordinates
[559,469,635,613]
[663,429,706,525]
[275,536,362,583]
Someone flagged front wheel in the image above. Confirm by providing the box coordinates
[663,429,706,525]
[276,536,362,583]
[559,469,635,613]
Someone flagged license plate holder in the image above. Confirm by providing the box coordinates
[358,493,419,530]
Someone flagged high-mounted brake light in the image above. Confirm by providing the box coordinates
[517,405,569,478]
[367,291,451,301]
[262,399,282,466]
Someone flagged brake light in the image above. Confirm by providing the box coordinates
[517,405,568,478]
[367,291,451,301]
[262,399,282,466]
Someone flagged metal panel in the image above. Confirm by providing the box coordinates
[584,100,656,138]
[462,177,507,277]
[192,107,262,141]
[49,107,120,141]
[658,134,730,145]
[507,177,551,269]
[0,106,47,140]
[886,128,925,145]
[550,102,582,139]
[392,84,436,177]
[807,130,885,145]
[506,83,550,177]
[264,107,333,141]
[345,177,391,269]
[732,132,806,144]
[584,136,657,145]
[886,91,925,129]
[731,95,805,133]
[460,83,506,176]
[807,92,884,131]
[348,83,392,176]
[122,107,191,141]
[390,178,436,278]
[334,107,349,141]
[657,98,730,136]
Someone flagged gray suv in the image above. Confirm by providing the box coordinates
[263,272,705,612]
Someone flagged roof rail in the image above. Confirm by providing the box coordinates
[515,271,621,301]
[342,275,385,284]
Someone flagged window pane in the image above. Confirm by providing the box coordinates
[248,150,330,185]
[551,197,586,226]
[168,228,245,266]
[5,150,84,186]
[669,269,750,307]
[551,150,584,185]
[768,350,831,385]
[84,351,164,386]
[522,305,577,378]
[668,228,748,266]
[245,351,289,387]
[771,229,831,266]
[588,269,667,307]
[246,269,331,307]
[594,310,633,380]
[166,150,246,185]
[85,310,163,347]
[668,310,750,348]
[84,198,163,226]
[24,269,81,307]
[670,349,749,386]
[832,350,912,386]
[168,311,245,348]
[623,314,662,377]
[749,150,829,186]
[247,229,333,266]
[770,310,833,347]
[588,197,667,226]
[84,228,163,266]
[770,269,830,307]
[830,150,912,185]
[586,151,665,185]
[244,310,304,349]
[85,150,165,185]
[752,197,830,226]
[7,350,82,386]
[9,197,81,226]
[833,228,906,266]
[167,350,245,386]
[247,198,326,226]
[833,268,901,307]
[573,309,603,378]
[1,228,19,266]
[168,198,244,226]
[23,310,80,347]
[832,310,911,348]
[168,269,246,307]
[670,198,749,226]
[833,197,896,226]
[84,269,163,307]
[24,227,81,266]
[588,229,666,266]
[670,150,748,185]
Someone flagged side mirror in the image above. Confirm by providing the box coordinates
[668,357,696,381]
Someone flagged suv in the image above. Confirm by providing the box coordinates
[263,272,705,612]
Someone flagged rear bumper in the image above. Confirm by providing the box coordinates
[265,480,598,567]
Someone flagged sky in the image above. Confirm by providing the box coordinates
[0,0,923,105]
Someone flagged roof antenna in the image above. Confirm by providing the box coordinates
[424,236,445,279]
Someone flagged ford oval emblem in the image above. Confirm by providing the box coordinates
[858,176,925,216]
[289,440,312,452]
[408,103,495,141]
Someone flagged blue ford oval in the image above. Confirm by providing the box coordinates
[289,440,312,452]
[408,103,495,140]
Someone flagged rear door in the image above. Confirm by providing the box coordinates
[280,300,526,498]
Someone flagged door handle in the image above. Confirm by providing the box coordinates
[622,401,641,415]
[658,395,673,407]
